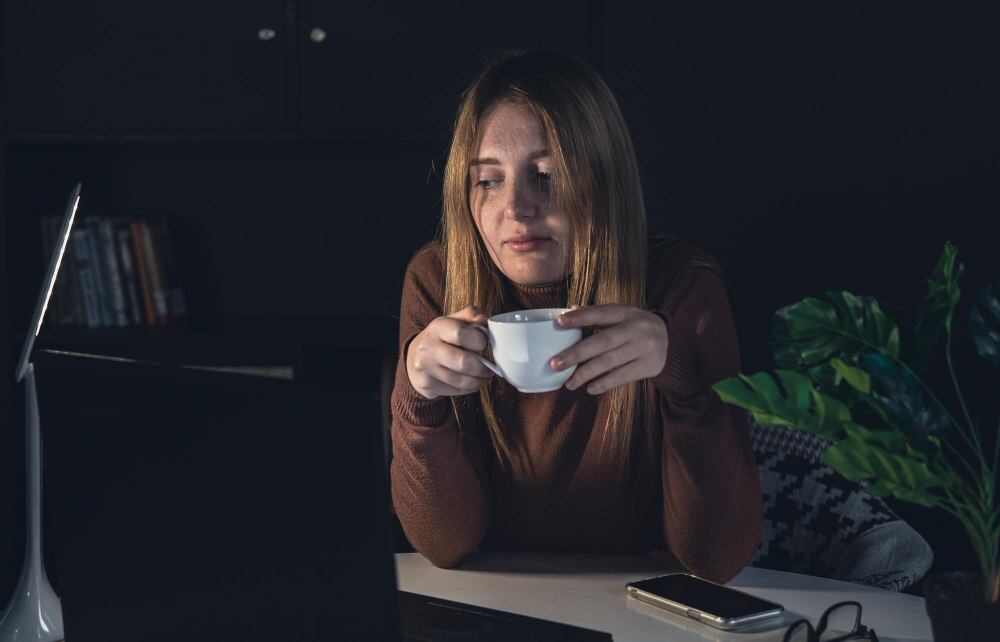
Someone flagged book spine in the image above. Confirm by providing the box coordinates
[130,219,157,326]
[65,224,86,326]
[114,222,143,326]
[83,218,112,327]
[98,217,129,327]
[71,228,101,328]
[139,219,169,324]
[150,219,186,321]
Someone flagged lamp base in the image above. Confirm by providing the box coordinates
[0,562,63,642]
[0,363,64,642]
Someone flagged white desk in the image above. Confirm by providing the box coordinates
[395,552,934,642]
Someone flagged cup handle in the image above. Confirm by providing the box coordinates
[468,323,504,379]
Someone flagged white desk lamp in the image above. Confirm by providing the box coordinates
[0,183,81,642]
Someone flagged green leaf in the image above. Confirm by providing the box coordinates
[867,480,941,508]
[970,282,1000,367]
[710,375,766,413]
[830,357,871,393]
[912,241,965,371]
[712,370,852,439]
[803,360,870,414]
[820,426,949,508]
[861,353,951,453]
[771,291,901,372]
[843,421,910,455]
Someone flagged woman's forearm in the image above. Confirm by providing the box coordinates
[652,266,763,583]
[390,336,491,567]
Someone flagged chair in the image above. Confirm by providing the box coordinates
[747,413,933,591]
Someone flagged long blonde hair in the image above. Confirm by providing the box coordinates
[439,48,651,484]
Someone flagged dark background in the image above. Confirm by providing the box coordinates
[1,1,997,601]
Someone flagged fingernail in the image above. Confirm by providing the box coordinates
[552,358,564,370]
[558,315,572,326]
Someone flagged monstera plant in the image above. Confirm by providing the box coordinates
[711,242,999,639]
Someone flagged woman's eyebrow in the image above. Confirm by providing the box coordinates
[469,149,549,167]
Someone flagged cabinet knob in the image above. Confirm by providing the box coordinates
[258,27,276,41]
[309,27,327,43]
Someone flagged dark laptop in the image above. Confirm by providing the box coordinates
[34,350,613,641]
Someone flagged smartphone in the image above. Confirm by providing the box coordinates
[625,573,784,630]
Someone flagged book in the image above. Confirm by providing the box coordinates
[113,220,144,326]
[148,219,186,321]
[70,228,101,328]
[83,218,113,327]
[59,217,85,326]
[138,219,169,324]
[97,217,129,327]
[130,219,158,326]
[40,212,187,330]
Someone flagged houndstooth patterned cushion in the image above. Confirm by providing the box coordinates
[747,414,933,591]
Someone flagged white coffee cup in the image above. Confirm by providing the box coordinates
[468,307,582,393]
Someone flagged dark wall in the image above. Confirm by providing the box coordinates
[1,1,998,595]
[598,3,999,576]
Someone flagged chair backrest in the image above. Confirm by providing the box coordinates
[748,412,933,591]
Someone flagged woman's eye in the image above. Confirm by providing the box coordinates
[475,173,550,191]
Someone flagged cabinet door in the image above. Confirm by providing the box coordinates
[298,1,595,137]
[1,1,292,135]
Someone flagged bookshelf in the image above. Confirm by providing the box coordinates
[0,0,597,604]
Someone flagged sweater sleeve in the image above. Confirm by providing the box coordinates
[650,265,763,584]
[389,246,491,568]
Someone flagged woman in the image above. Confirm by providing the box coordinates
[390,48,762,584]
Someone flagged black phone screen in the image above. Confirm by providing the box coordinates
[629,574,781,619]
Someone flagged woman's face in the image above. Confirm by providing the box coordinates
[468,101,571,286]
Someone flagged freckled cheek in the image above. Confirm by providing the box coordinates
[476,210,505,254]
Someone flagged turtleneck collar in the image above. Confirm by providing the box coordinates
[503,273,572,311]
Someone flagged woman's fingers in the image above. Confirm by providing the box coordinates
[434,315,489,352]
[552,325,629,372]
[583,360,649,395]
[564,341,642,391]
[556,303,627,328]
[427,360,491,394]
[438,342,494,378]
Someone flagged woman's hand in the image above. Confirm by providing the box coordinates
[551,304,669,395]
[405,305,496,400]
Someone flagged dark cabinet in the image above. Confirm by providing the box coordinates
[297,1,594,136]
[1,1,595,138]
[1,1,293,134]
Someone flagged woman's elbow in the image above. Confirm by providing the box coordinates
[673,503,763,584]
[417,541,477,569]
[707,505,763,583]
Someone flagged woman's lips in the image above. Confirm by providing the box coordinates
[507,238,551,251]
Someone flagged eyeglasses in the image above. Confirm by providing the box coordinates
[783,601,879,642]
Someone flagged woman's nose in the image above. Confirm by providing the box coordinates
[503,177,540,220]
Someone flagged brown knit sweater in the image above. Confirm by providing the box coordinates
[389,237,762,583]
